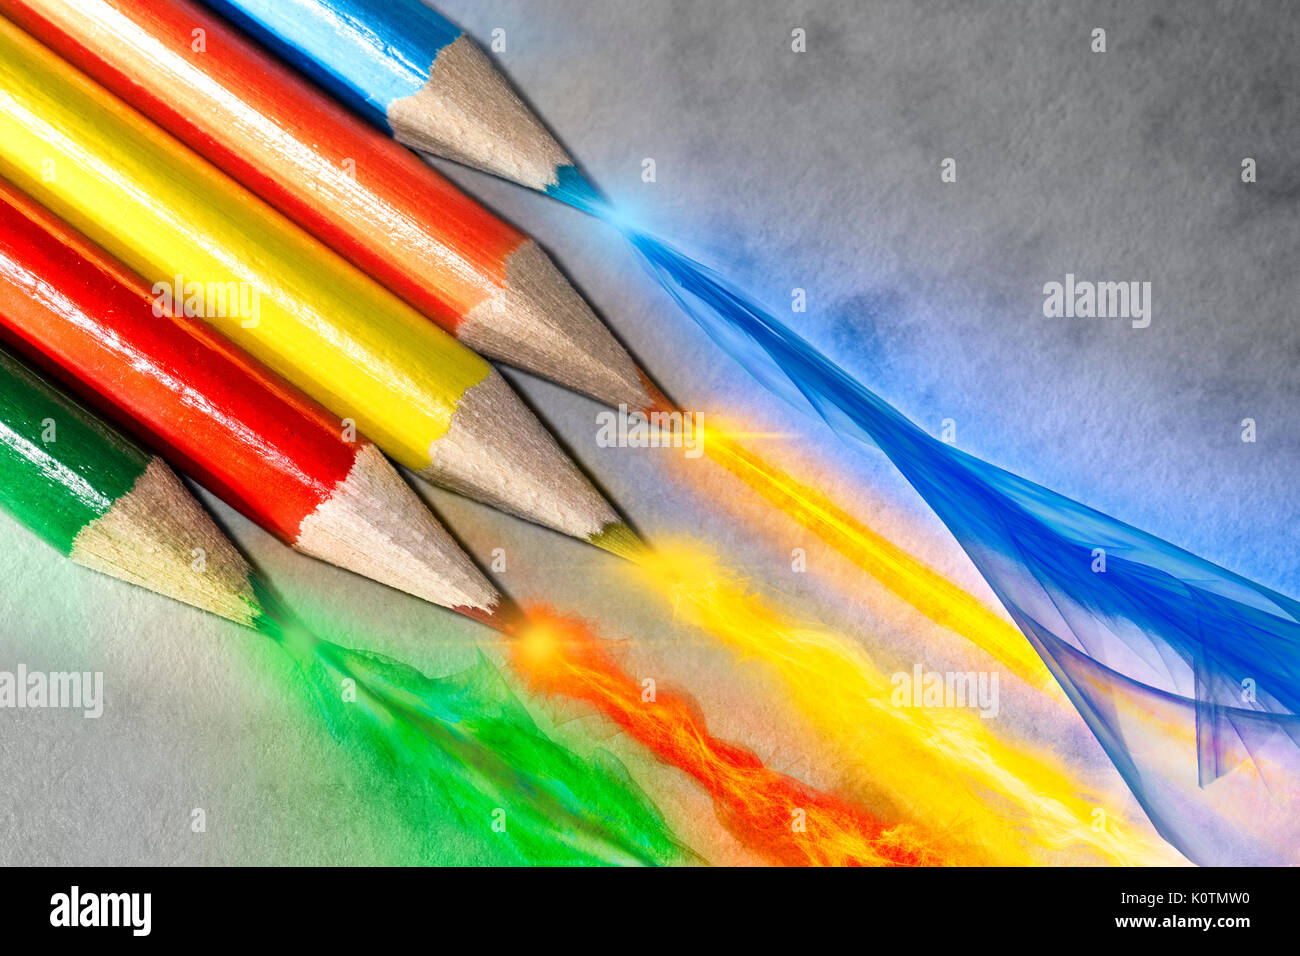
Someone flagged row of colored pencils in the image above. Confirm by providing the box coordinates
[0,0,658,712]
[0,0,949,871]
[0,0,656,600]
[0,0,1063,869]
[0,0,851,864]
[0,0,652,810]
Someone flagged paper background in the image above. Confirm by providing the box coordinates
[1,0,1295,865]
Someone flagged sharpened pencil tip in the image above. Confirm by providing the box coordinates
[588,521,647,561]
[459,593,526,636]
[637,369,676,417]
[392,35,577,194]
[546,165,605,216]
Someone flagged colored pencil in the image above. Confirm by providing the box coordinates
[0,346,266,628]
[197,0,586,198]
[0,17,632,555]
[0,0,658,412]
[0,180,509,625]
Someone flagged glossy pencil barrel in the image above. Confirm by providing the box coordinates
[0,0,654,410]
[0,180,506,618]
[198,0,581,193]
[0,17,625,547]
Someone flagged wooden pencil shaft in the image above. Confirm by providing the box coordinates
[0,17,483,469]
[200,0,462,131]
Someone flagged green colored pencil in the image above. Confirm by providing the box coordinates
[0,347,263,627]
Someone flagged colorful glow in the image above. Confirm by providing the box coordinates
[699,423,1059,693]
[510,606,940,866]
[257,594,689,867]
[620,541,1180,865]
[593,222,1300,865]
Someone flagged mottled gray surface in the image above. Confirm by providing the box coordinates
[1,0,1295,865]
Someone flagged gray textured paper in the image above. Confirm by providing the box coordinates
[1,0,1295,865]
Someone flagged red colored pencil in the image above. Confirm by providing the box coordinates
[0,0,662,412]
[0,178,508,625]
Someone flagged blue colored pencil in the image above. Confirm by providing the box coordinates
[199,0,594,203]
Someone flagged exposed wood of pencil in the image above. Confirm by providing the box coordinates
[0,348,262,627]
[460,241,658,410]
[74,457,263,626]
[389,33,574,192]
[296,443,504,619]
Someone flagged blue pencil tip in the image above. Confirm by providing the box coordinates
[547,165,607,217]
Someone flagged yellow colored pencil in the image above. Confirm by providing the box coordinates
[0,16,630,551]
